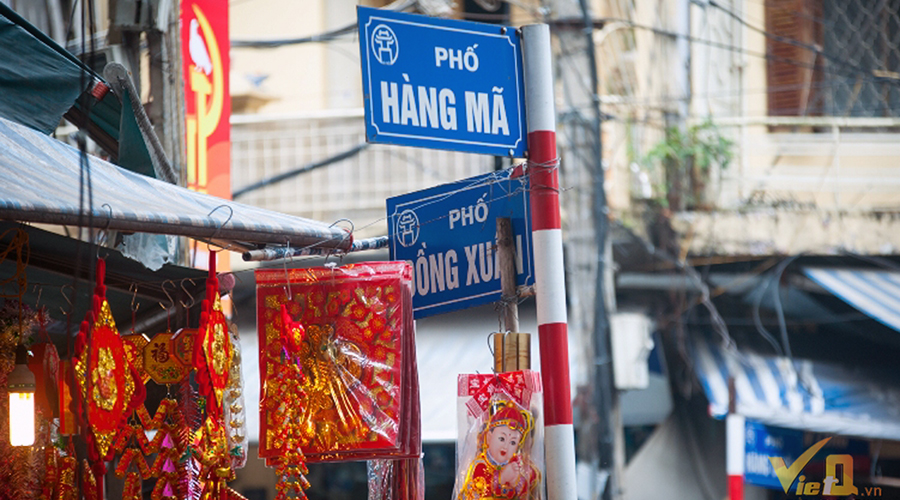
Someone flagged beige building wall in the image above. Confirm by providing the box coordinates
[624,0,900,256]
[230,0,328,114]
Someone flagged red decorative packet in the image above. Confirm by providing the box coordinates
[256,261,419,463]
[455,371,544,500]
[460,371,541,418]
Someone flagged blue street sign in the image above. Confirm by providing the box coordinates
[387,170,534,319]
[358,7,527,157]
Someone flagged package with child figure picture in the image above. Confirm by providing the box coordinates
[454,371,544,500]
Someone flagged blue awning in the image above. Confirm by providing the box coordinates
[0,114,352,249]
[692,337,900,441]
[804,267,900,332]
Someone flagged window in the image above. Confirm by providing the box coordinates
[766,0,900,117]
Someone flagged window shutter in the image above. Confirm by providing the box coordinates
[765,0,823,116]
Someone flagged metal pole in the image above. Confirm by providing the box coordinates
[522,23,577,500]
[727,378,745,500]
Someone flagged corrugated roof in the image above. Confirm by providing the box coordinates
[0,114,352,250]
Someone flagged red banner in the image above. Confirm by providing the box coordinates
[181,0,230,199]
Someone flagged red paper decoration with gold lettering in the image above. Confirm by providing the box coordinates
[256,262,415,463]
[144,332,190,385]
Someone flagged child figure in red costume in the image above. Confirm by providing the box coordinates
[458,399,541,500]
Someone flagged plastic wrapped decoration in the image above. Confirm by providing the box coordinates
[454,371,544,500]
[367,457,425,500]
[224,321,248,470]
[256,261,419,463]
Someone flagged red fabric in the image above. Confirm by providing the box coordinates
[27,342,59,417]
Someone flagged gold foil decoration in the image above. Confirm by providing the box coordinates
[91,347,118,411]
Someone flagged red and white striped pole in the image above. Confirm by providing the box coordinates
[522,23,577,500]
[726,413,745,500]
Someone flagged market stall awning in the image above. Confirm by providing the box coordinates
[0,3,88,134]
[692,337,900,441]
[0,114,352,250]
[804,267,900,333]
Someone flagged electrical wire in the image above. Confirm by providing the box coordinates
[706,0,883,84]
[752,268,786,356]
[771,255,801,360]
[231,23,358,49]
[230,0,418,48]
[236,162,537,263]
[232,143,370,199]
[611,220,736,352]
[568,16,900,114]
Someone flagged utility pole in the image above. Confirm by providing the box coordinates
[522,24,578,500]
[547,0,622,497]
[575,0,621,498]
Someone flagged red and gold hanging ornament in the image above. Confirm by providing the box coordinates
[194,251,240,499]
[195,252,233,419]
[144,331,190,385]
[38,444,58,500]
[73,259,145,491]
[122,333,150,384]
[57,360,78,436]
[82,459,100,500]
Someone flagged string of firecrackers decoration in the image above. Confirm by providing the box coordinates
[257,266,405,462]
[106,398,189,500]
[123,471,142,500]
[140,399,189,500]
[270,304,311,500]
[55,453,77,500]
[81,459,100,500]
